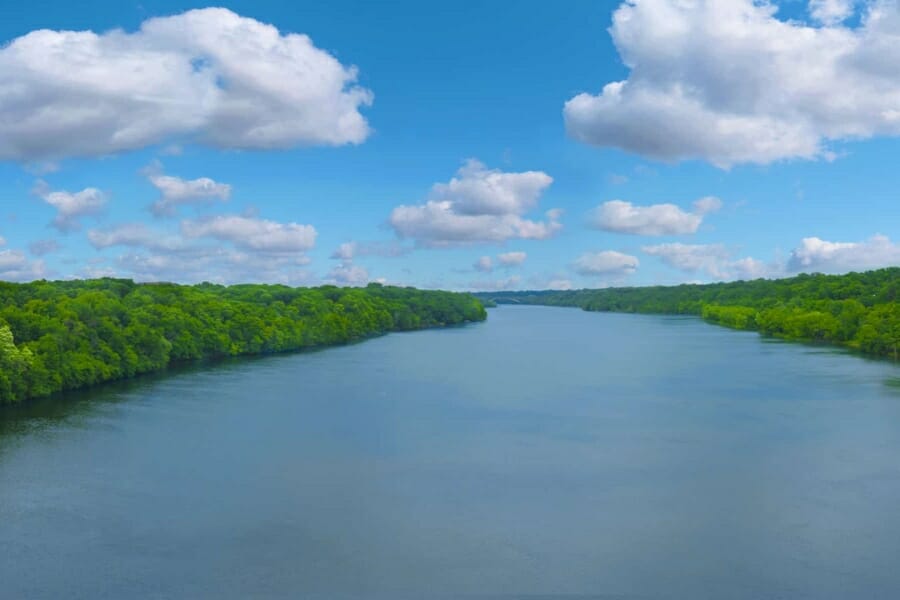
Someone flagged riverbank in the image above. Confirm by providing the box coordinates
[476,268,899,361]
[0,278,487,405]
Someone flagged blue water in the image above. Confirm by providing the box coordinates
[2,305,900,599]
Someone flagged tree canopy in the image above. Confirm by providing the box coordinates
[0,279,486,405]
[476,268,899,360]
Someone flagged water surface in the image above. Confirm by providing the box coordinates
[2,306,900,599]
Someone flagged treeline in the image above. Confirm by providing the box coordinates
[476,268,899,359]
[0,279,487,405]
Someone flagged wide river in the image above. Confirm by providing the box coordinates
[2,305,900,598]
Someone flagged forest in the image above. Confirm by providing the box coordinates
[477,268,899,360]
[0,279,487,405]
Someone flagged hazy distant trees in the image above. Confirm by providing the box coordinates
[478,268,899,359]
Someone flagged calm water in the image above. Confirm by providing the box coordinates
[2,306,900,599]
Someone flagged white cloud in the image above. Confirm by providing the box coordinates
[115,252,201,282]
[810,0,856,24]
[642,243,732,278]
[730,256,772,280]
[78,265,120,279]
[643,235,900,280]
[329,240,411,260]
[642,242,776,280]
[497,251,527,267]
[788,234,900,273]
[573,250,639,276]
[85,213,318,284]
[430,159,552,216]
[181,215,317,253]
[469,275,522,291]
[590,196,721,236]
[0,8,373,162]
[145,163,231,216]
[389,159,559,247]
[564,0,900,167]
[0,236,5,246]
[88,223,187,252]
[0,249,47,281]
[327,262,370,286]
[692,196,722,215]
[331,242,356,261]
[326,240,387,285]
[0,250,25,270]
[527,273,575,290]
[113,248,314,285]
[33,181,107,232]
[474,256,494,272]
[473,251,525,273]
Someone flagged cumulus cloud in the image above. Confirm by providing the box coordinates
[0,8,373,162]
[573,250,639,276]
[88,223,187,252]
[590,196,721,236]
[114,252,200,282]
[325,242,382,286]
[181,215,317,253]
[729,257,772,280]
[33,181,107,232]
[327,262,370,286]
[469,275,522,291]
[643,234,900,280]
[642,243,731,277]
[144,162,231,216]
[0,249,47,281]
[809,0,856,24]
[788,234,900,273]
[472,251,526,273]
[331,242,356,261]
[87,213,318,284]
[692,196,723,215]
[527,273,575,290]
[112,248,314,285]
[564,0,900,167]
[474,256,494,272]
[642,242,774,280]
[389,159,559,247]
[0,250,24,270]
[429,159,551,216]
[497,251,527,267]
[325,242,382,285]
[329,240,411,260]
[77,263,120,279]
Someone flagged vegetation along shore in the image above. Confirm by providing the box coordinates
[0,279,486,405]
[477,268,899,360]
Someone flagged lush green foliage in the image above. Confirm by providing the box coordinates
[0,279,486,405]
[477,268,899,359]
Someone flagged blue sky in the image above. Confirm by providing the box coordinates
[0,0,897,290]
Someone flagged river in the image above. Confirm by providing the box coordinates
[2,305,900,599]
